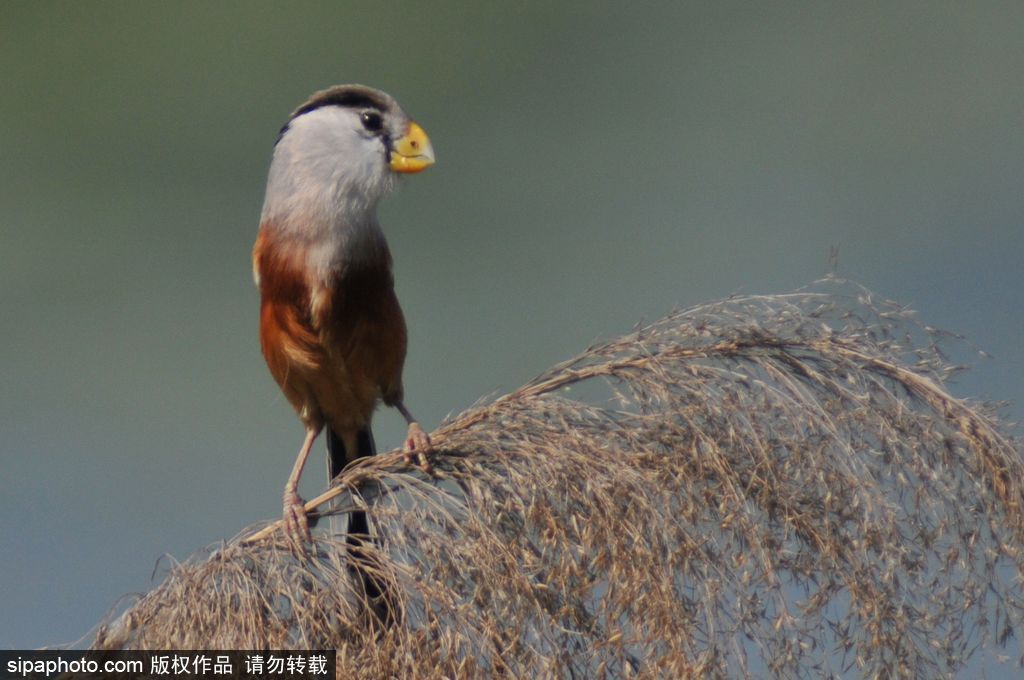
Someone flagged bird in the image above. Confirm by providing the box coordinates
[252,84,435,543]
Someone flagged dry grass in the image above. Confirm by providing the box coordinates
[90,278,1024,678]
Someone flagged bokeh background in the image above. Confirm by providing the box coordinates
[1,0,1021,659]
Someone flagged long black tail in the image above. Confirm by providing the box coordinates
[326,425,376,537]
[327,427,376,479]
[326,426,388,616]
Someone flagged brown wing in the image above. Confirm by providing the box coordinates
[254,228,329,427]
[322,265,408,410]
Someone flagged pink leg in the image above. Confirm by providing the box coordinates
[283,426,320,543]
[394,401,433,472]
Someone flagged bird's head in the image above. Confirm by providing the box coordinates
[262,84,435,228]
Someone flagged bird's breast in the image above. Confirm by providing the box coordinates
[253,221,407,428]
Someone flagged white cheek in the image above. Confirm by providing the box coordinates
[341,138,385,184]
[259,108,397,258]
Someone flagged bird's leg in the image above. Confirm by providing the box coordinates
[394,401,433,472]
[283,426,320,544]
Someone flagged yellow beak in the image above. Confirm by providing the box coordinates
[389,121,435,173]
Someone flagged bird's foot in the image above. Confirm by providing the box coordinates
[283,489,311,545]
[403,422,434,473]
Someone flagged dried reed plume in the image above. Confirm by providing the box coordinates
[90,279,1024,678]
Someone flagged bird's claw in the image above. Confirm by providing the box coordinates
[404,422,434,473]
[283,490,311,545]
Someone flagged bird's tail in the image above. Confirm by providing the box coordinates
[327,426,376,479]
[326,426,388,616]
[325,425,376,537]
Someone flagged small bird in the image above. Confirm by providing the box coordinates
[253,84,435,542]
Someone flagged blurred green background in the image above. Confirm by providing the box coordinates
[2,0,1021,654]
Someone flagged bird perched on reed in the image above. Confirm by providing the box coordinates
[252,84,435,542]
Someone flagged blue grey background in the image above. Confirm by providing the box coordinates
[1,1,1021,665]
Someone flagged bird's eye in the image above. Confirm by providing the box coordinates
[360,111,383,132]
